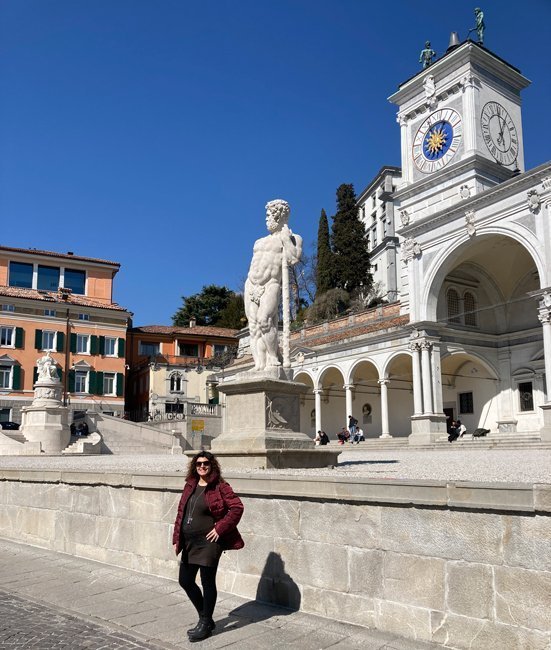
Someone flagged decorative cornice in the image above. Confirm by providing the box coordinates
[400,161,551,237]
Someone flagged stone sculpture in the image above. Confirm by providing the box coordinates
[245,200,302,371]
[37,351,59,381]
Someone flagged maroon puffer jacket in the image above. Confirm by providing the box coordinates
[172,474,244,554]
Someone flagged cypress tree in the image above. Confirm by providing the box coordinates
[331,183,372,295]
[315,209,334,298]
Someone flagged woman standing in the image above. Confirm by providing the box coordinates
[173,451,244,642]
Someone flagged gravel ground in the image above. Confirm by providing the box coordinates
[0,449,549,484]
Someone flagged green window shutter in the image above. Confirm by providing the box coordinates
[88,370,97,394]
[90,336,99,355]
[57,367,63,383]
[116,372,124,397]
[68,369,75,393]
[117,338,125,358]
[33,366,39,384]
[99,336,105,355]
[34,329,43,350]
[15,327,24,349]
[56,331,65,352]
[70,333,77,353]
[12,365,21,390]
[95,371,104,395]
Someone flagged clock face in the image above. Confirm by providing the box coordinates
[481,102,518,166]
[413,109,462,174]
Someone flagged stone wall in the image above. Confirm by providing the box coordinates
[0,469,549,649]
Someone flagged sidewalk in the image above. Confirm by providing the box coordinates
[0,539,440,650]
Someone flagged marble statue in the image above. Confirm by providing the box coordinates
[37,351,59,381]
[245,199,303,371]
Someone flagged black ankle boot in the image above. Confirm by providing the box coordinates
[189,616,214,642]
[187,616,215,637]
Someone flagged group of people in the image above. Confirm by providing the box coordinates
[314,415,366,446]
[448,419,466,443]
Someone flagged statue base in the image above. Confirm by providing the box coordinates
[408,413,448,444]
[19,378,71,454]
[197,375,340,469]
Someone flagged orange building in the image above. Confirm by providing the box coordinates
[126,324,238,421]
[0,246,131,424]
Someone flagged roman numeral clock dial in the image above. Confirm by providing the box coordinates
[480,101,518,166]
[412,109,463,174]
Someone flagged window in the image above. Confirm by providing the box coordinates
[170,373,183,392]
[0,408,11,422]
[103,372,116,396]
[214,344,227,355]
[42,330,57,351]
[371,226,377,248]
[447,288,461,324]
[459,392,474,414]
[139,341,160,356]
[464,292,477,327]
[166,402,184,414]
[8,262,33,288]
[75,371,88,393]
[104,337,117,356]
[64,269,86,295]
[37,265,60,291]
[78,313,90,321]
[0,327,14,347]
[519,382,534,412]
[76,334,90,354]
[0,366,11,388]
[1,304,15,312]
[179,343,199,357]
[44,309,56,317]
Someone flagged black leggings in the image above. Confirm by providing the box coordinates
[178,562,218,620]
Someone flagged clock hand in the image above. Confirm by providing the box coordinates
[497,115,506,148]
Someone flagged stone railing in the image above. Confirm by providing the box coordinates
[0,470,549,648]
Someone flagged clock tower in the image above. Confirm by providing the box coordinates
[389,40,530,222]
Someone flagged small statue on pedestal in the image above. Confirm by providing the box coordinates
[419,41,436,69]
[37,351,59,381]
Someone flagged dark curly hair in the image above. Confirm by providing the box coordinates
[185,450,224,483]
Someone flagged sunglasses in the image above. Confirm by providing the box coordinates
[196,461,211,468]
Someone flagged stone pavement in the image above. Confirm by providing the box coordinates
[0,539,441,650]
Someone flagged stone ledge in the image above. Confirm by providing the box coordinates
[0,469,548,512]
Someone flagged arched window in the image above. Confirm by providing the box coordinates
[464,292,477,326]
[170,373,183,392]
[447,288,461,324]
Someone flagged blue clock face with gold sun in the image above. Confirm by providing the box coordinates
[412,109,462,174]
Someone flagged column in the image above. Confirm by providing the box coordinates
[379,379,391,438]
[397,114,410,184]
[344,384,354,429]
[431,343,444,414]
[313,389,323,434]
[421,341,433,414]
[462,74,478,154]
[539,308,551,401]
[410,342,423,415]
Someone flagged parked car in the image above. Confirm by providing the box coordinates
[0,421,20,430]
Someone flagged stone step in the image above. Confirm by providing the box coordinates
[1,431,27,444]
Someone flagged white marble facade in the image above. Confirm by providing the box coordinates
[281,42,551,442]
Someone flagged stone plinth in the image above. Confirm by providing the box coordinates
[20,378,71,454]
[206,372,340,469]
[408,414,448,444]
[539,403,551,441]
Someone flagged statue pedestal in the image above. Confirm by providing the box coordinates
[20,378,71,454]
[204,372,341,469]
[539,403,551,442]
[408,413,448,444]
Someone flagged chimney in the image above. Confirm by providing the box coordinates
[189,317,196,328]
[447,32,461,53]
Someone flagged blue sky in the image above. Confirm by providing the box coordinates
[1,0,550,325]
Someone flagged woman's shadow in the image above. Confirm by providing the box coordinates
[216,552,300,634]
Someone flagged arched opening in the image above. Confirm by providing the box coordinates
[294,371,315,436]
[384,353,414,437]
[349,360,380,438]
[441,353,499,433]
[317,366,346,439]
